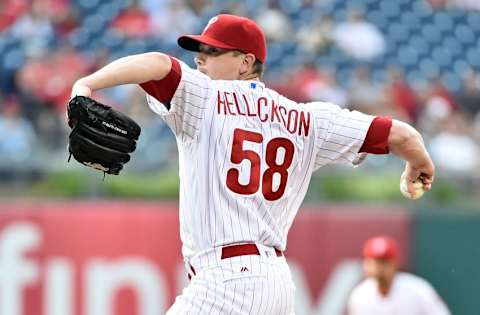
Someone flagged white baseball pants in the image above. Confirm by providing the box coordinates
[166,244,296,314]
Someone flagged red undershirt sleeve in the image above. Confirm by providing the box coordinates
[358,116,392,154]
[139,56,181,109]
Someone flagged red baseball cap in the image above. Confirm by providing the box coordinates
[363,236,399,261]
[178,14,267,64]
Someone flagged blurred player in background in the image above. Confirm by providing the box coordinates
[70,14,435,315]
[348,236,451,315]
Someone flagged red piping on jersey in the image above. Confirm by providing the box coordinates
[358,116,392,154]
[139,56,182,104]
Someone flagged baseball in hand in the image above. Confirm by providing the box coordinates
[400,177,425,200]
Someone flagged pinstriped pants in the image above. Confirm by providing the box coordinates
[166,246,296,315]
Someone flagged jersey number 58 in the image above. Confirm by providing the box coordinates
[226,128,295,201]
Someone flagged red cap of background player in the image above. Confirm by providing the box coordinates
[178,14,267,64]
[363,236,399,261]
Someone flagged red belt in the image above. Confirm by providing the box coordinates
[221,244,282,259]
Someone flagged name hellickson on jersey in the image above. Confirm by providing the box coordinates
[216,90,311,137]
[102,121,127,134]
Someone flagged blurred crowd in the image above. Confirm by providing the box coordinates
[1,0,480,182]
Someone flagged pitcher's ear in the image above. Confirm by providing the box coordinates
[240,53,256,75]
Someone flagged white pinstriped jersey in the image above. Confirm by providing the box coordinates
[145,59,375,260]
[348,273,451,315]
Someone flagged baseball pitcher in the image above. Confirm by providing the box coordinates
[69,14,435,315]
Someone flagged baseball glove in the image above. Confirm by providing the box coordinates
[67,95,141,175]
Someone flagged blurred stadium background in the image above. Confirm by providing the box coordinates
[0,0,479,314]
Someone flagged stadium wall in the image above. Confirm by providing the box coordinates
[0,201,411,315]
[412,211,480,315]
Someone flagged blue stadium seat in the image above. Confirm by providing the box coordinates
[400,11,421,30]
[398,45,419,67]
[432,47,453,68]
[370,54,388,73]
[366,10,388,29]
[448,9,468,24]
[409,35,430,57]
[68,27,93,49]
[118,0,133,10]
[0,30,20,48]
[96,2,121,22]
[455,25,475,44]
[315,55,334,69]
[145,38,170,52]
[2,48,25,71]
[336,68,351,87]
[244,0,268,15]
[281,42,298,56]
[83,14,108,35]
[385,40,398,56]
[124,39,148,55]
[293,8,314,28]
[434,12,454,32]
[406,69,424,86]
[442,36,463,57]
[345,0,367,12]
[442,71,461,92]
[279,54,303,70]
[419,57,440,77]
[101,30,124,51]
[0,37,6,54]
[421,24,442,43]
[278,0,303,16]
[384,56,401,69]
[466,48,480,67]
[467,12,480,31]
[388,23,410,43]
[397,0,413,9]
[380,2,400,18]
[267,42,284,63]
[333,8,347,22]
[74,0,102,15]
[333,0,348,11]
[372,69,385,83]
[412,0,434,19]
[453,60,471,76]
[314,1,334,15]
